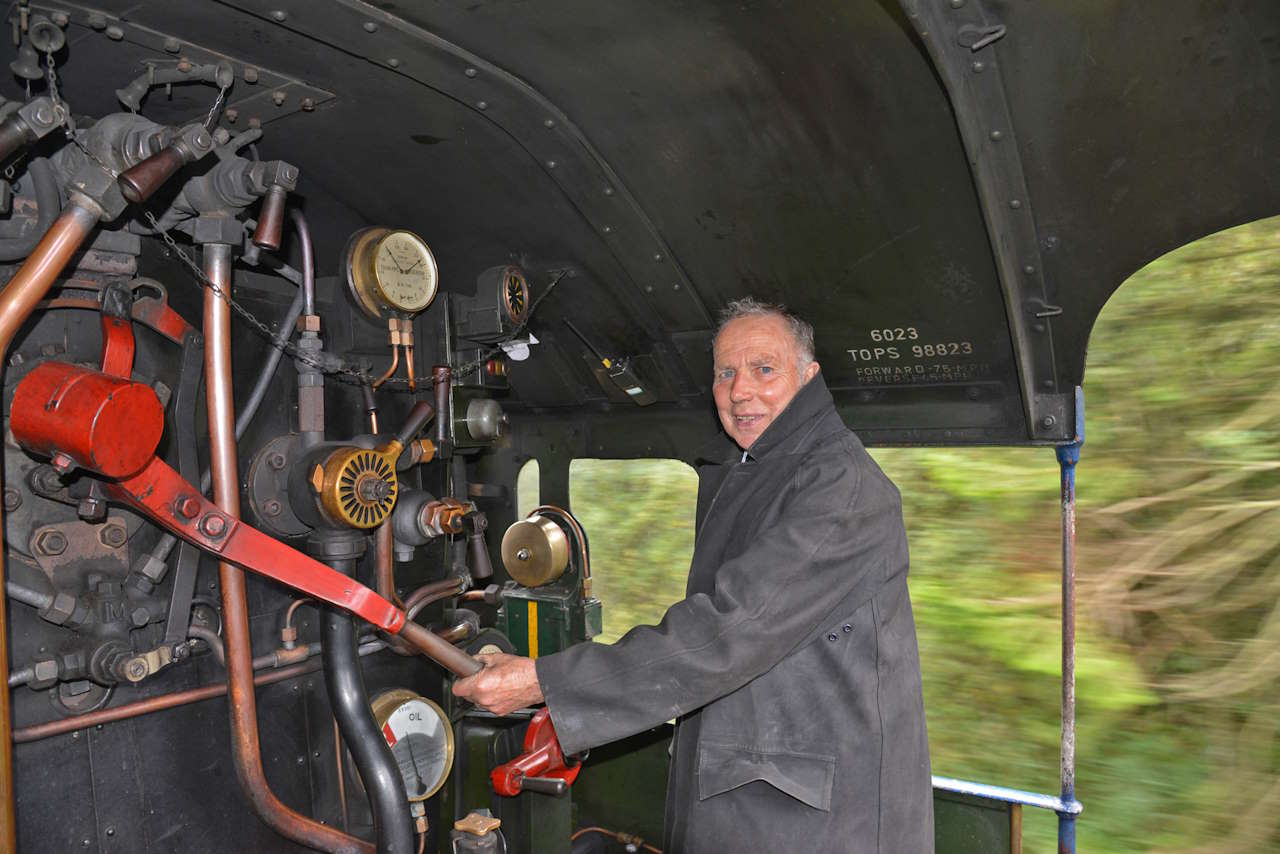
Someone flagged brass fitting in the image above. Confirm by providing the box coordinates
[314,446,399,529]
[295,314,321,333]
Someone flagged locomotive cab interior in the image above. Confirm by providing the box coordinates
[0,1,1275,852]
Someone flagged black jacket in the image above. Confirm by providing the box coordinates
[537,374,933,853]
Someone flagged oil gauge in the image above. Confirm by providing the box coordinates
[369,688,454,801]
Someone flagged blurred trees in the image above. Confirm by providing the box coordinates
[563,215,1280,853]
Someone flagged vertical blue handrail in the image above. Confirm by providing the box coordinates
[1054,387,1086,854]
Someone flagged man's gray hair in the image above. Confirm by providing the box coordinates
[715,297,816,372]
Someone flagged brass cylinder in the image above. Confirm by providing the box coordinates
[501,514,570,588]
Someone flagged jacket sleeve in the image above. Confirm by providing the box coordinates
[535,444,902,756]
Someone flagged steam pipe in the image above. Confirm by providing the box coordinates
[0,158,60,261]
[0,199,101,851]
[289,207,315,317]
[323,586,416,854]
[202,242,371,854]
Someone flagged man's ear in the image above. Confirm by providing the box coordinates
[802,361,820,384]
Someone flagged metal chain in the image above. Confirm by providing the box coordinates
[143,211,414,390]
[203,84,228,131]
[45,49,121,180]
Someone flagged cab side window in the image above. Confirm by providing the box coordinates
[568,459,697,643]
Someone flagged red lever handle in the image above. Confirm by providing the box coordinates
[490,708,581,797]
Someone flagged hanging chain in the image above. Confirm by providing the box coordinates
[143,210,414,390]
[203,84,228,131]
[45,49,122,180]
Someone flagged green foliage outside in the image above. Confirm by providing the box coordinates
[557,216,1280,853]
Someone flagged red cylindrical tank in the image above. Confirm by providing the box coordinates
[10,361,163,478]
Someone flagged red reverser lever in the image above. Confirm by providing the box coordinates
[7,359,478,677]
[490,708,583,797]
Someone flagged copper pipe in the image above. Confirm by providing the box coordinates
[11,640,384,744]
[203,243,372,854]
[403,577,466,618]
[372,345,400,389]
[283,597,315,633]
[0,200,101,850]
[434,621,476,645]
[405,344,416,391]
[13,660,320,744]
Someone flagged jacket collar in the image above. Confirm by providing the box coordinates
[694,373,840,466]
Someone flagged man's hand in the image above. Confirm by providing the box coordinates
[451,652,544,715]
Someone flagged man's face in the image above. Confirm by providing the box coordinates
[712,314,819,450]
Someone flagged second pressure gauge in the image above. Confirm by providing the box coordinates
[343,227,439,320]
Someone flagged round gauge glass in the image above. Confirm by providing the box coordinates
[371,690,453,802]
[372,230,438,315]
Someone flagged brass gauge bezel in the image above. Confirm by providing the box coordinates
[499,266,530,326]
[369,688,454,802]
[343,227,439,321]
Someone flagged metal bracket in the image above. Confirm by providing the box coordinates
[896,0,1070,440]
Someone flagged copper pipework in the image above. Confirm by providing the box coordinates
[371,344,400,389]
[405,344,416,391]
[203,243,371,854]
[0,201,101,850]
[12,659,320,744]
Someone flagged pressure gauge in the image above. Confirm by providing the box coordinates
[343,227,439,320]
[369,689,454,802]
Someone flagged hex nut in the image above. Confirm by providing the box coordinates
[130,607,150,628]
[44,592,80,626]
[225,108,239,123]
[296,314,321,334]
[199,514,228,538]
[34,530,67,556]
[271,90,287,106]
[2,488,20,512]
[99,524,127,548]
[263,499,282,517]
[267,452,287,470]
[31,658,59,689]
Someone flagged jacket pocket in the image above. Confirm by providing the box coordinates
[696,741,836,812]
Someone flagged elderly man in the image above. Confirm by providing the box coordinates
[454,298,933,852]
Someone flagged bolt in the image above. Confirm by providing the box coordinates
[363,21,378,33]
[225,108,239,123]
[176,496,201,519]
[654,253,664,262]
[465,66,477,78]
[194,130,211,148]
[105,25,124,40]
[82,838,90,847]
[263,499,282,517]
[130,608,149,628]
[164,37,181,53]
[271,10,288,21]
[88,13,106,30]
[645,285,654,293]
[51,11,69,26]
[125,660,147,681]
[8,352,22,366]
[310,464,325,494]
[300,97,315,111]
[1033,322,1046,333]
[516,548,531,561]
[602,225,613,234]
[34,104,53,126]
[296,756,305,765]
[1009,199,1022,209]
[1024,265,1037,275]
[3,488,21,512]
[603,186,615,196]
[272,90,287,106]
[213,127,231,145]
[35,530,67,556]
[177,58,193,73]
[543,118,555,128]
[248,117,262,130]
[99,524,127,548]
[545,159,557,169]
[173,643,190,661]
[244,66,259,84]
[388,58,401,68]
[673,283,681,291]
[50,453,75,475]
[989,130,1002,141]
[1041,415,1057,429]
[949,0,965,7]
[199,514,228,538]
[475,100,488,110]
[971,61,985,73]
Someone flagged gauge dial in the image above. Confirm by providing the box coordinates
[344,227,439,320]
[370,689,454,802]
